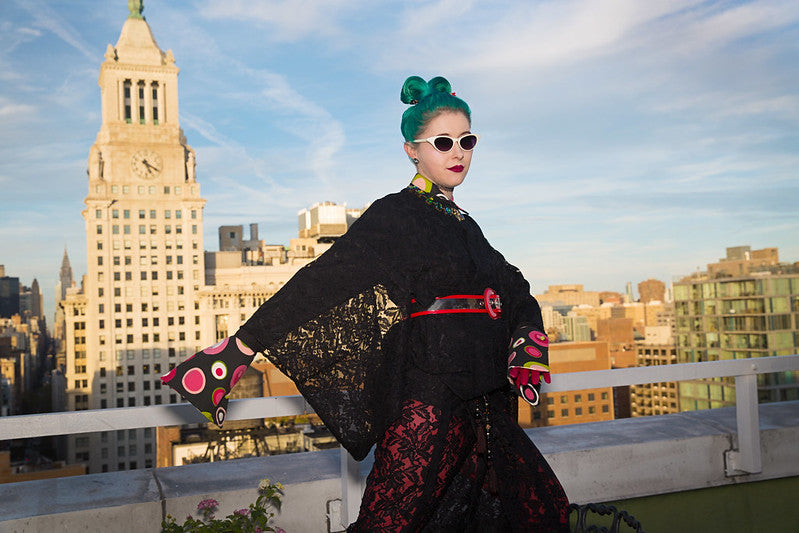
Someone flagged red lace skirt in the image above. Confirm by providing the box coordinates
[348,394,569,532]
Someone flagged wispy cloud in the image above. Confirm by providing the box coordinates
[12,0,98,63]
[199,0,364,42]
[0,101,36,118]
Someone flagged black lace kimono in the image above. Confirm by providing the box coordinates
[167,175,569,531]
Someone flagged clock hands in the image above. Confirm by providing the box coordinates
[141,158,160,176]
[142,159,159,172]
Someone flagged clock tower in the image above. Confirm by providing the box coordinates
[68,1,206,473]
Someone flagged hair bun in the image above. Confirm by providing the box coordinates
[427,76,452,95]
[400,76,429,105]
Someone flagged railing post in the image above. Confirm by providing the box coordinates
[725,372,762,476]
[340,447,361,529]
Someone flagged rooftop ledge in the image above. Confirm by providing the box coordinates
[1,400,798,532]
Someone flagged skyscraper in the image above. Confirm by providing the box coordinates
[0,267,20,319]
[57,247,74,303]
[62,1,205,472]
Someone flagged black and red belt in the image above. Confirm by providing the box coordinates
[410,287,502,320]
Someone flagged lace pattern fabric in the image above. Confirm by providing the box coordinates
[349,393,569,532]
[262,284,404,460]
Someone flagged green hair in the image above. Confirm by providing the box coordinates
[400,76,471,142]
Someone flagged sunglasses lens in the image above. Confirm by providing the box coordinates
[459,134,478,150]
[433,137,455,152]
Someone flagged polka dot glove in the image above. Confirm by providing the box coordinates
[161,336,256,426]
[507,326,550,407]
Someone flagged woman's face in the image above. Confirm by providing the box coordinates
[404,110,473,198]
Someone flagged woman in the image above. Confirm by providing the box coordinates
[163,76,569,531]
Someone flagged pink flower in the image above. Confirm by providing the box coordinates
[197,498,219,511]
[233,508,250,516]
[274,528,286,533]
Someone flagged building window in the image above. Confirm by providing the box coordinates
[137,81,146,124]
[123,80,132,122]
[151,82,159,125]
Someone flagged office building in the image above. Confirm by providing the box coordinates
[638,278,666,304]
[536,284,601,307]
[630,326,679,417]
[0,267,20,319]
[61,5,206,472]
[673,246,799,410]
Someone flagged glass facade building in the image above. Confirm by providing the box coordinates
[673,272,799,410]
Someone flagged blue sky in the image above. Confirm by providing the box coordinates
[1,0,798,322]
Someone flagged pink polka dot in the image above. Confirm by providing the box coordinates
[529,331,549,347]
[235,337,254,356]
[512,337,525,348]
[204,337,229,355]
[212,387,226,406]
[215,407,226,425]
[161,367,177,383]
[525,346,542,358]
[230,365,247,388]
[182,368,206,395]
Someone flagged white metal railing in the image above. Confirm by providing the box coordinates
[1,355,798,529]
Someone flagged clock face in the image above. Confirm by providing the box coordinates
[131,149,163,179]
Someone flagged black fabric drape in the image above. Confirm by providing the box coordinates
[235,185,545,460]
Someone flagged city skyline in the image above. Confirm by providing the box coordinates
[2,0,798,322]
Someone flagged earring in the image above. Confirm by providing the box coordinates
[412,158,419,164]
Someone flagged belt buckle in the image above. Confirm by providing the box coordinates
[483,288,501,320]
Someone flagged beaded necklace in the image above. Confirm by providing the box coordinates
[406,174,467,221]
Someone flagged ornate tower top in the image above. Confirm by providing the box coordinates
[128,0,144,20]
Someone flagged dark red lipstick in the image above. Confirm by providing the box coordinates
[448,165,464,172]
